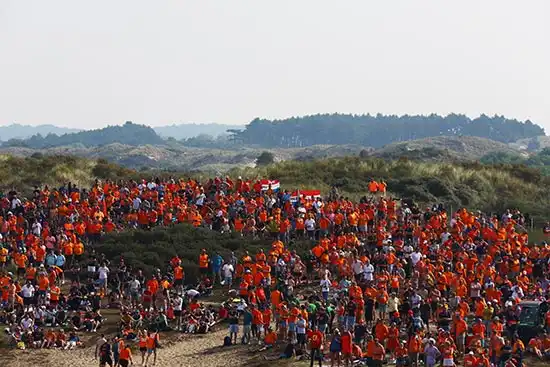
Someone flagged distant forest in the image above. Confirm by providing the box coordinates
[2,121,165,148]
[2,114,545,150]
[228,114,545,148]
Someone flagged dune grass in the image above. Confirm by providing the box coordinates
[230,157,550,226]
[1,154,548,226]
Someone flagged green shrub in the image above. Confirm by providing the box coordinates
[83,224,314,284]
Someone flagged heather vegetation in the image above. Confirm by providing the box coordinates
[230,156,550,227]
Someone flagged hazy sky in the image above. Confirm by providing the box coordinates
[1,1,548,132]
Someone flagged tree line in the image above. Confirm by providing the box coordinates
[228,113,545,148]
[2,121,165,148]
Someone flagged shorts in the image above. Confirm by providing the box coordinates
[23,297,34,306]
[174,278,183,286]
[396,357,409,366]
[243,324,251,335]
[377,304,387,313]
[443,358,454,366]
[119,360,130,367]
[140,346,147,352]
[17,268,25,276]
[288,322,296,332]
[174,310,182,317]
[229,324,239,334]
[147,348,155,355]
[100,356,113,365]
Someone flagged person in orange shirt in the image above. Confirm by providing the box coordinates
[145,331,159,366]
[137,330,148,365]
[472,318,486,348]
[372,338,386,367]
[408,333,422,367]
[454,314,468,353]
[14,252,28,279]
[264,327,277,347]
[463,351,477,367]
[199,249,209,276]
[118,344,133,367]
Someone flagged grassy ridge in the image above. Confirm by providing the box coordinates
[1,154,548,226]
[230,157,550,226]
[0,154,134,193]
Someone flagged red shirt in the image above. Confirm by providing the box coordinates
[309,330,324,349]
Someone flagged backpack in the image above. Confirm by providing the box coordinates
[223,336,232,347]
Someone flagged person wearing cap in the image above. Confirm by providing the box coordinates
[463,351,477,367]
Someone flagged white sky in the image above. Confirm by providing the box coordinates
[0,0,548,132]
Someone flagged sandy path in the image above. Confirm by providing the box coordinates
[0,327,263,367]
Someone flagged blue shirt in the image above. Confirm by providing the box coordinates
[243,311,253,326]
[45,254,57,267]
[55,254,66,267]
[212,255,223,271]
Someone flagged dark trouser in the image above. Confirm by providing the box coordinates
[310,348,322,367]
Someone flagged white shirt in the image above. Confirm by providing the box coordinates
[132,197,142,210]
[352,260,364,275]
[305,218,316,231]
[470,283,481,298]
[403,245,413,258]
[195,193,206,206]
[320,279,331,292]
[129,279,140,292]
[411,294,422,308]
[173,296,183,311]
[21,317,33,330]
[21,284,35,298]
[186,289,200,298]
[32,222,42,236]
[98,266,110,280]
[313,200,323,212]
[411,251,422,266]
[222,264,234,278]
[363,263,374,281]
[11,198,22,209]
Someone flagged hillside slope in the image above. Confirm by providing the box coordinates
[230,157,550,226]
[1,153,548,227]
[0,154,134,194]
[0,144,368,172]
[373,136,525,161]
